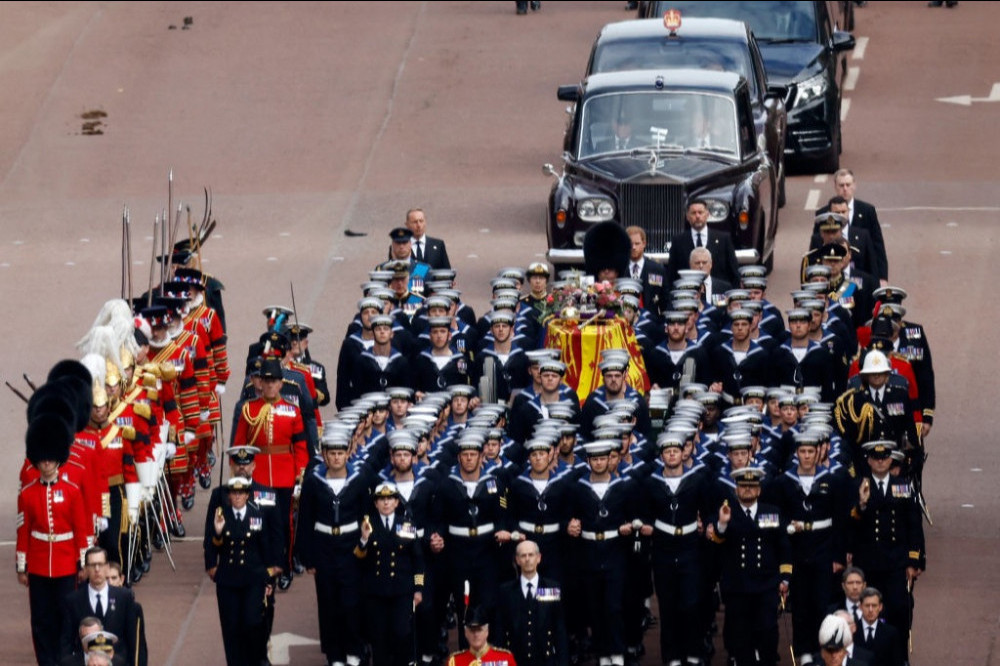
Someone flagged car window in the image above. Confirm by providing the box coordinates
[579,91,739,159]
[649,1,818,42]
[591,38,758,98]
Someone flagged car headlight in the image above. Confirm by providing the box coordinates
[704,199,730,222]
[791,73,828,110]
[577,198,615,222]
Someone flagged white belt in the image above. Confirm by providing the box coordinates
[314,521,359,536]
[31,530,73,543]
[447,523,495,537]
[519,521,560,535]
[654,520,699,536]
[798,518,833,531]
[581,529,619,541]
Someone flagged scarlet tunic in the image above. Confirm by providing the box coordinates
[186,303,230,422]
[19,450,100,532]
[447,645,517,666]
[16,476,91,577]
[234,397,308,489]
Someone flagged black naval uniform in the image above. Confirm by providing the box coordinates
[204,501,279,666]
[357,509,426,666]
[296,461,381,666]
[492,574,569,666]
[638,462,714,665]
[712,500,792,666]
[850,471,925,657]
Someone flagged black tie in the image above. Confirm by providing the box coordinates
[94,593,103,617]
[696,232,703,247]
[867,626,875,643]
[851,603,860,625]
[746,507,753,520]
[385,516,391,530]
[526,581,534,600]
[416,240,424,262]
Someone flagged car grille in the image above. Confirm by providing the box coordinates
[618,183,686,253]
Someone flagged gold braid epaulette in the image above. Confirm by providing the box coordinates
[835,389,876,445]
[242,401,273,446]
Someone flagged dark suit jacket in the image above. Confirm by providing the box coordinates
[60,585,143,666]
[634,256,668,317]
[854,621,904,666]
[816,199,887,280]
[665,227,741,287]
[411,235,450,270]
[492,576,568,666]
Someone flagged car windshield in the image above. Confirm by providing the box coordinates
[579,91,739,159]
[649,1,817,42]
[591,37,758,98]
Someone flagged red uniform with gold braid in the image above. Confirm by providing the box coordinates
[18,452,100,539]
[235,395,308,489]
[446,645,518,666]
[87,416,139,566]
[74,428,112,528]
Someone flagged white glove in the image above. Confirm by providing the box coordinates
[293,484,302,499]
[184,431,196,445]
[215,384,226,396]
[127,507,139,524]
[96,517,109,534]
[141,487,155,503]
[166,442,178,459]
[200,410,211,422]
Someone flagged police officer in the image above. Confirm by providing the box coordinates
[357,482,426,666]
[204,476,281,666]
[711,467,792,666]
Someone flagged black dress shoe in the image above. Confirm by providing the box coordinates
[277,574,292,590]
[530,1,540,10]
[172,521,187,538]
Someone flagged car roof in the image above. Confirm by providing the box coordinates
[596,17,751,43]
[582,69,744,96]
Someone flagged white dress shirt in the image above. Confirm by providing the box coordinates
[88,584,108,616]
[521,574,540,599]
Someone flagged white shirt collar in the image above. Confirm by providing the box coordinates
[521,574,540,595]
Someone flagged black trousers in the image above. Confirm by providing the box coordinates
[790,559,834,658]
[365,594,416,666]
[314,565,363,661]
[98,484,126,566]
[217,580,267,666]
[652,547,702,662]
[29,573,76,666]
[721,587,780,666]
[274,486,295,572]
[582,566,625,658]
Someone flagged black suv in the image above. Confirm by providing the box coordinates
[580,16,788,206]
[544,69,779,270]
[640,1,855,172]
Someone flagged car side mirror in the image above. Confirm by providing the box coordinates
[557,85,580,102]
[832,30,856,52]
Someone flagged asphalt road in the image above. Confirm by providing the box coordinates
[0,2,997,664]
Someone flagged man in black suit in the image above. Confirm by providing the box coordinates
[625,226,668,317]
[405,208,451,270]
[492,539,568,666]
[60,547,142,666]
[665,199,741,288]
[853,588,904,666]
[815,169,888,284]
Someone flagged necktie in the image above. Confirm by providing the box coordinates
[631,263,640,280]
[746,507,753,520]
[696,232,704,247]
[867,626,874,643]
[384,516,391,530]
[851,603,860,625]
[236,510,244,522]
[526,581,534,600]
[416,240,424,262]
[94,593,103,617]
[878,480,886,498]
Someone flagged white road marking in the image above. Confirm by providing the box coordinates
[841,98,851,121]
[480,228,491,233]
[267,257,278,262]
[947,222,959,227]
[269,632,321,665]
[133,260,144,265]
[814,174,828,184]
[468,254,479,258]
[971,468,982,472]
[853,36,869,60]
[961,504,975,508]
[940,250,952,255]
[80,238,90,242]
[332,256,344,261]
[13,240,23,245]
[213,234,223,239]
[805,189,821,211]
[279,232,291,237]
[845,67,860,91]
[65,262,75,266]
[0,263,8,268]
